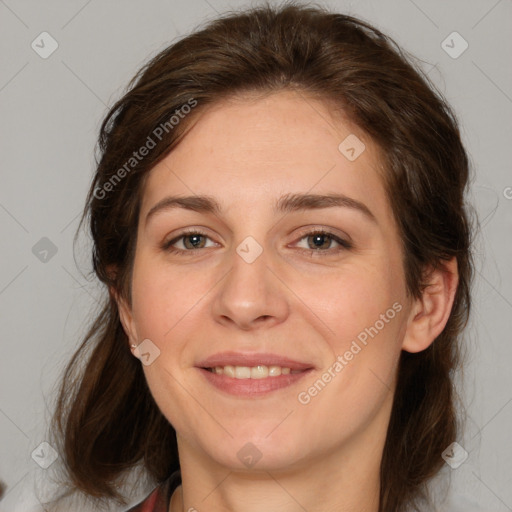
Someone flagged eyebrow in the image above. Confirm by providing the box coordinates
[145,192,377,226]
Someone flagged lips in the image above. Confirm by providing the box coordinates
[196,351,314,371]
[195,351,314,397]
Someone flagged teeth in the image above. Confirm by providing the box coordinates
[251,365,268,379]
[210,365,299,379]
[235,366,251,379]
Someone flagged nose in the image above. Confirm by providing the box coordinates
[211,240,290,331]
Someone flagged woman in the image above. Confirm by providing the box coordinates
[48,2,473,511]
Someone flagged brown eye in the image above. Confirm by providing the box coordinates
[182,233,207,249]
[162,230,215,254]
[294,230,352,256]
[307,233,334,250]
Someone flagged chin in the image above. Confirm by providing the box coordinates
[201,427,313,472]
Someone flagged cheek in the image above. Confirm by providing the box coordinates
[312,263,403,344]
[130,253,212,341]
[306,260,406,399]
[297,302,404,445]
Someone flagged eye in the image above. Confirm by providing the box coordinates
[161,228,352,256]
[161,230,217,254]
[293,229,352,256]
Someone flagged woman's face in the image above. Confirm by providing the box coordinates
[120,90,415,472]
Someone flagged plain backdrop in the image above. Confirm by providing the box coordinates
[0,0,511,510]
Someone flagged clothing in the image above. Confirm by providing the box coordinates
[126,471,181,512]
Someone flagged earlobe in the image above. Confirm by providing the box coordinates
[401,257,459,353]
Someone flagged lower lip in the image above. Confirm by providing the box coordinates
[197,368,313,397]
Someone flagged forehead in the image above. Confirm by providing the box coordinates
[139,90,392,224]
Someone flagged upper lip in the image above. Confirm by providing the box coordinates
[196,351,314,371]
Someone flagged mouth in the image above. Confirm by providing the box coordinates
[196,352,314,397]
[203,365,304,378]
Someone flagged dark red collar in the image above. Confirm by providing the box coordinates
[126,471,181,512]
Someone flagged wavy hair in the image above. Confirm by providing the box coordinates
[49,3,474,511]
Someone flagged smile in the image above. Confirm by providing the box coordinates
[196,351,314,396]
[205,365,303,379]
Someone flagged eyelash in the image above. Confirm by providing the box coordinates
[161,228,352,257]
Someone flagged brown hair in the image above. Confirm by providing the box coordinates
[49,2,473,511]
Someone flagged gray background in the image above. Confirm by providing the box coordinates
[0,0,511,510]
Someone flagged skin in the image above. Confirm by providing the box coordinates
[116,90,458,512]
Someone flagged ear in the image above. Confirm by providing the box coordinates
[401,257,459,353]
[106,264,139,347]
[109,284,139,348]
